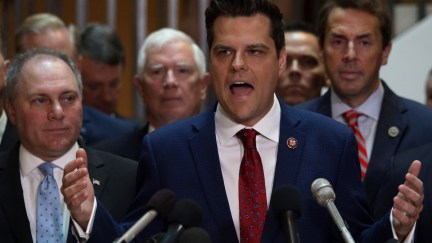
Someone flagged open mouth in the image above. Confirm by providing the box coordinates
[230,82,254,95]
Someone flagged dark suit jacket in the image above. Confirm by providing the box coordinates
[0,142,138,242]
[374,143,432,243]
[0,121,19,152]
[92,124,149,161]
[297,82,432,219]
[81,105,139,146]
[87,102,394,243]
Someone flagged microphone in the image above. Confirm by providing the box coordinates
[113,189,176,243]
[178,227,212,243]
[159,199,203,243]
[270,185,302,243]
[311,178,355,243]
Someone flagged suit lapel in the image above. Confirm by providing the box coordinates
[262,103,306,242]
[84,148,108,197]
[189,110,239,242]
[310,90,332,117]
[365,83,407,204]
[0,145,33,242]
[78,140,107,197]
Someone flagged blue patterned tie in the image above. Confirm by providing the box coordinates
[36,163,64,243]
[237,128,267,243]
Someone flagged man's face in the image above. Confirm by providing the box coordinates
[277,31,326,105]
[136,40,208,128]
[209,14,286,127]
[323,8,391,107]
[6,57,82,162]
[79,56,122,115]
[22,28,76,61]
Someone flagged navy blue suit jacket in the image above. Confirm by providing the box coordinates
[92,124,149,161]
[88,102,394,243]
[297,82,432,219]
[374,143,432,243]
[0,142,138,242]
[81,105,139,146]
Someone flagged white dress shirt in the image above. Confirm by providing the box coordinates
[20,143,79,243]
[216,95,280,240]
[0,110,8,144]
[331,82,384,158]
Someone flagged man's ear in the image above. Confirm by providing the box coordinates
[5,99,16,125]
[133,75,145,100]
[381,42,392,66]
[200,72,211,101]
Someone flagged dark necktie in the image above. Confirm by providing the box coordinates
[343,110,369,179]
[36,163,64,243]
[237,128,267,243]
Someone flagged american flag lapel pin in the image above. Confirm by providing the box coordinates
[92,178,100,186]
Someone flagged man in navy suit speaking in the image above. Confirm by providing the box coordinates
[62,0,423,242]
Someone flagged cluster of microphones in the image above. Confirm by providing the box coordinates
[113,189,211,243]
[113,178,400,243]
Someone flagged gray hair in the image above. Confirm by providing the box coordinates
[5,48,82,102]
[136,28,206,79]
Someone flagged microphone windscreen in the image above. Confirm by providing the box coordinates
[270,185,301,217]
[146,189,176,218]
[167,199,203,228]
[271,185,302,217]
[178,227,212,243]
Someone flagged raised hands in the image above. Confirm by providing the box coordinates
[392,160,424,240]
[61,148,94,230]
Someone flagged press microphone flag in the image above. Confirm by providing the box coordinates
[113,189,176,243]
[270,185,302,243]
[311,178,355,243]
[159,198,203,243]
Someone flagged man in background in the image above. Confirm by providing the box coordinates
[94,28,209,161]
[297,0,432,219]
[15,13,138,146]
[77,23,125,117]
[277,21,328,106]
[0,34,18,152]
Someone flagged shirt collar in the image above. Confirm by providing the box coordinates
[0,111,7,141]
[20,142,80,176]
[215,94,281,145]
[331,81,384,121]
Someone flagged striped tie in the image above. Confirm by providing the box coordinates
[343,110,368,180]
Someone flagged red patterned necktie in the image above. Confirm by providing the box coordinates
[343,110,369,179]
[237,128,267,243]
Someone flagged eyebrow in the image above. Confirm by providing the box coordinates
[330,32,373,40]
[212,43,270,50]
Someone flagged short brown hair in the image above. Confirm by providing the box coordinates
[317,0,392,49]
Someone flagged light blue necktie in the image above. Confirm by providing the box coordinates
[36,163,64,243]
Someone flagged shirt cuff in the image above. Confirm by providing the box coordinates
[390,209,416,243]
[72,197,97,241]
